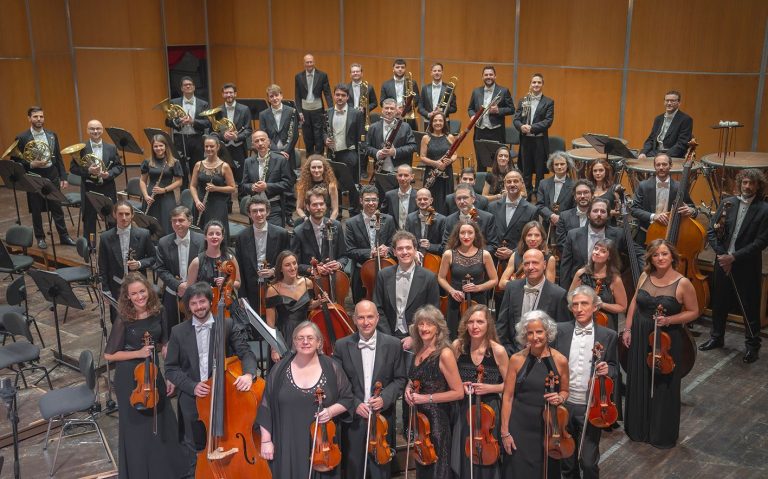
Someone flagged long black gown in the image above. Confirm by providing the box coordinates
[265,280,315,344]
[105,313,185,479]
[447,249,487,338]
[424,134,454,216]
[140,157,183,237]
[624,277,684,449]
[580,272,618,331]
[196,162,230,237]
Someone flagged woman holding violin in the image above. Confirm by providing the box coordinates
[296,154,340,222]
[499,310,569,479]
[404,305,464,479]
[420,111,456,215]
[438,221,498,338]
[451,304,509,479]
[623,239,698,448]
[257,321,353,478]
[569,238,627,331]
[186,220,241,291]
[104,272,185,478]
[498,220,557,290]
[481,146,513,203]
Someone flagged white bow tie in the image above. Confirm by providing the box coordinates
[553,178,566,184]
[575,326,593,336]
[657,182,669,189]
[358,337,376,350]
[175,237,189,246]
[194,321,212,333]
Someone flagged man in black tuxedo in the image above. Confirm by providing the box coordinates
[441,183,500,254]
[333,300,407,479]
[295,54,332,155]
[164,282,257,476]
[70,119,123,245]
[418,62,457,130]
[155,206,205,328]
[345,185,397,302]
[536,151,576,237]
[239,130,293,226]
[638,90,693,160]
[260,84,300,169]
[405,188,446,257]
[98,200,156,323]
[445,168,490,213]
[490,169,539,267]
[555,179,594,251]
[383,164,417,230]
[213,82,252,183]
[380,58,419,130]
[235,195,291,311]
[629,154,696,244]
[555,285,618,479]
[323,84,365,209]
[12,106,75,249]
[497,249,569,353]
[347,63,378,116]
[514,73,555,194]
[365,98,417,197]
[701,169,768,363]
[290,186,349,277]
[468,65,514,169]
[165,76,210,188]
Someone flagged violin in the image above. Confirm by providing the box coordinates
[586,343,618,428]
[647,305,675,398]
[468,207,479,223]
[460,274,479,316]
[593,278,610,328]
[211,259,237,318]
[542,371,574,460]
[465,364,500,466]
[361,210,396,300]
[406,380,438,469]
[366,381,393,467]
[256,261,270,318]
[308,258,355,356]
[130,332,159,412]
[309,387,342,472]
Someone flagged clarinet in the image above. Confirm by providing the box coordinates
[144,161,166,214]
[323,109,335,160]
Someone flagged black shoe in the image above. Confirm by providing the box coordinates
[698,338,724,351]
[743,350,759,364]
[60,235,77,246]
[37,239,48,249]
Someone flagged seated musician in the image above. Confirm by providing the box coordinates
[239,130,294,226]
[554,286,618,479]
[333,300,407,479]
[446,167,491,213]
[404,188,446,258]
[536,151,576,235]
[345,185,397,302]
[637,91,693,161]
[489,169,539,273]
[383,164,418,230]
[498,220,557,290]
[186,220,241,292]
[441,183,500,255]
[555,179,594,252]
[364,97,418,197]
[497,249,569,354]
[258,321,354,478]
[164,282,257,477]
[290,186,349,278]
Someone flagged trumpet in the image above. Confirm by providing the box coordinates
[199,107,236,135]
[154,98,187,127]
[437,76,458,116]
[403,72,416,120]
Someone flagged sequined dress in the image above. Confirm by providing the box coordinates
[447,248,487,337]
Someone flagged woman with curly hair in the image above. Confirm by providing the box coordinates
[296,154,340,221]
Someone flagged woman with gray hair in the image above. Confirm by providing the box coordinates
[499,310,570,478]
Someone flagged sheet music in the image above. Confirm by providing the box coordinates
[239,298,288,356]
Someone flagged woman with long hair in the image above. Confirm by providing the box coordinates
[296,154,339,221]
[498,221,556,290]
[569,238,627,331]
[190,135,237,237]
[139,134,183,236]
[420,111,457,215]
[585,158,619,224]
[186,220,241,291]
[482,146,513,203]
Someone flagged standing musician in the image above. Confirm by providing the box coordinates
[536,151,576,237]
[637,90,693,160]
[700,169,768,363]
[323,83,365,208]
[347,63,378,114]
[140,134,184,237]
[513,73,554,195]
[345,185,396,303]
[490,169,539,275]
[467,65,514,170]
[383,164,417,230]
[380,58,420,129]
[214,82,252,183]
[259,84,301,169]
[333,300,407,479]
[441,183,500,255]
[365,97,418,197]
[555,286,618,479]
[166,76,209,189]
[404,188,447,259]
[190,136,237,237]
[257,321,354,478]
[555,179,594,251]
[499,310,569,478]
[71,119,123,245]
[155,206,205,328]
[420,112,457,214]
[445,168,491,213]
[98,200,156,323]
[164,282,257,477]
[240,130,293,226]
[290,186,349,277]
[418,62,457,130]
[13,106,75,249]
[295,54,333,155]
[404,305,464,479]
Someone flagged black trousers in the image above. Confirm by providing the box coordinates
[301,108,325,155]
[520,135,548,196]
[562,401,602,479]
[341,414,394,479]
[27,167,69,240]
[710,261,762,350]
[173,133,204,189]
[82,181,117,245]
[335,149,361,216]
[473,127,506,169]
[223,143,248,184]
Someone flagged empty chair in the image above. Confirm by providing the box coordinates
[179,188,194,213]
[55,237,95,322]
[548,135,566,154]
[0,312,52,390]
[2,276,44,346]
[0,229,34,278]
[449,119,462,136]
[62,173,82,235]
[124,177,143,211]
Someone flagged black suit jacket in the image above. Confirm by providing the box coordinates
[467,84,515,128]
[553,322,618,388]
[215,103,252,146]
[239,152,293,207]
[555,207,587,251]
[322,107,365,151]
[384,188,418,229]
[630,177,694,235]
[13,129,66,179]
[640,110,693,158]
[155,230,205,295]
[344,213,397,265]
[346,82,378,112]
[706,196,768,270]
[380,78,420,108]
[258,104,300,162]
[404,210,446,254]
[559,225,627,289]
[513,95,555,137]
[294,69,333,114]
[98,226,156,296]
[235,223,291,307]
[446,192,489,214]
[364,120,418,170]
[497,279,570,353]
[70,142,122,187]
[165,96,210,133]
[441,209,500,254]
[290,218,349,275]
[373,265,440,335]
[418,82,457,120]
[536,177,575,223]
[488,197,539,248]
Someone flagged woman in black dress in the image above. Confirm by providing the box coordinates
[139,134,183,236]
[190,135,236,237]
[296,154,339,222]
[186,220,241,292]
[404,305,464,479]
[623,239,698,448]
[586,158,619,225]
[569,238,627,331]
[419,112,456,215]
[104,272,185,479]
[498,220,557,290]
[451,304,509,479]
[437,221,497,337]
[482,146,513,204]
[258,321,353,479]
[499,310,570,479]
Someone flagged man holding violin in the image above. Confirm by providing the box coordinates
[333,300,407,479]
[554,285,618,479]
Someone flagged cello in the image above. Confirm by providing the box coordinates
[465,364,500,472]
[360,210,396,300]
[309,387,342,473]
[308,258,355,356]
[405,379,438,478]
[363,381,393,478]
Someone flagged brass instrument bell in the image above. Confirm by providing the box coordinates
[199,107,236,134]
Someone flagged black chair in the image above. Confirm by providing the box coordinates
[0,312,53,390]
[505,126,520,161]
[475,171,488,195]
[55,237,95,322]
[62,173,82,235]
[180,188,195,213]
[0,231,34,279]
[124,177,143,211]
[449,119,461,136]
[2,276,44,347]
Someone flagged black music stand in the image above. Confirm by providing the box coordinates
[240,299,288,356]
[330,159,357,198]
[0,160,35,225]
[25,174,67,265]
[28,269,85,372]
[106,127,144,184]
[86,191,115,224]
[133,211,164,241]
[583,133,637,183]
[143,127,174,148]
[474,139,505,170]
[240,99,268,127]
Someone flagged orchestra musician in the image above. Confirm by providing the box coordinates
[441,183,500,254]
[332,300,407,479]
[404,188,447,258]
[347,63,378,114]
[296,155,340,221]
[499,310,569,478]
[190,136,237,237]
[555,179,594,251]
[365,98,418,196]
[513,73,554,195]
[536,151,577,236]
[139,134,183,237]
[257,321,354,478]
[555,286,618,479]
[468,65,514,170]
[420,112,457,214]
[383,164,417,230]
[323,83,365,207]
[481,146,514,204]
[186,220,241,291]
[490,169,539,274]
[498,220,557,290]
[154,206,205,328]
[240,130,293,226]
[418,62,457,130]
[637,91,693,160]
[12,106,75,249]
[380,58,420,129]
[404,305,464,479]
[585,158,619,225]
[163,281,257,476]
[445,168,491,213]
[259,84,301,169]
[104,272,185,478]
[295,54,333,155]
[290,186,349,277]
[214,82,253,183]
[165,76,209,189]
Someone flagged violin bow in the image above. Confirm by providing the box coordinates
[404,382,414,479]
[468,378,475,479]
[578,343,603,461]
[362,393,373,479]
[308,388,324,479]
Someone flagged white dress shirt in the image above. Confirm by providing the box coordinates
[381,120,396,172]
[728,196,753,254]
[577,208,588,227]
[521,279,544,316]
[332,108,348,151]
[480,86,495,129]
[394,78,404,106]
[303,70,322,110]
[657,110,678,151]
[363,213,377,247]
[117,226,131,272]
[553,176,566,202]
[176,231,190,282]
[359,331,378,401]
[398,188,412,227]
[193,314,214,381]
[505,197,520,227]
[311,218,325,252]
[587,226,605,258]
[352,82,362,108]
[181,96,196,135]
[253,223,268,264]
[655,178,670,215]
[431,82,443,111]
[225,101,236,121]
[395,263,416,334]
[567,321,595,405]
[90,140,103,160]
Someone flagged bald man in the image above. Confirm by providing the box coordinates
[295,54,333,155]
[70,119,123,244]
[404,188,446,255]
[239,130,293,226]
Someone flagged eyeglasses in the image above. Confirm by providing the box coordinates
[295,335,317,343]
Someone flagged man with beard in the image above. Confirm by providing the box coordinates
[637,90,693,160]
[556,179,595,251]
[323,84,365,209]
[239,130,293,226]
[291,186,349,277]
[418,62,457,130]
[445,167,490,214]
[214,83,252,183]
[380,58,420,129]
[467,65,514,169]
[365,98,417,198]
[383,164,417,230]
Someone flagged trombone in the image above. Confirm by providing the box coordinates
[437,76,458,116]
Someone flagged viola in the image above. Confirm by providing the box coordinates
[647,304,675,398]
[460,274,479,316]
[419,207,441,275]
[361,210,397,300]
[308,258,355,356]
[211,259,237,318]
[586,343,618,428]
[309,387,342,472]
[465,364,500,466]
[366,381,393,466]
[542,371,574,460]
[130,331,159,412]
[593,278,610,328]
[406,380,438,467]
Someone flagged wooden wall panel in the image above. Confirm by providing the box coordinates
[0,61,37,152]
[272,0,340,53]
[0,0,30,58]
[207,0,269,48]
[36,54,78,146]
[630,0,768,72]
[27,0,68,53]
[70,0,163,48]
[209,47,272,100]
[759,93,768,152]
[345,0,420,59]
[164,0,206,45]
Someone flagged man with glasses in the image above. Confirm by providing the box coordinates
[166,76,210,188]
[637,90,693,160]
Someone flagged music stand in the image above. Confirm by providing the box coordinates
[133,211,164,241]
[474,139,504,170]
[583,133,637,184]
[0,160,35,225]
[28,269,84,372]
[239,298,288,356]
[25,174,67,266]
[143,128,173,148]
[86,191,115,224]
[106,127,144,184]
[239,99,268,129]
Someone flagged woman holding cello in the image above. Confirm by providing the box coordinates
[498,220,557,290]
[258,320,353,478]
[451,304,508,479]
[104,272,185,478]
[404,305,464,479]
[569,238,627,331]
[623,239,698,448]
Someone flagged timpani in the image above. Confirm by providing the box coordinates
[700,152,768,197]
[567,147,622,178]
[571,136,629,149]
[624,157,698,193]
